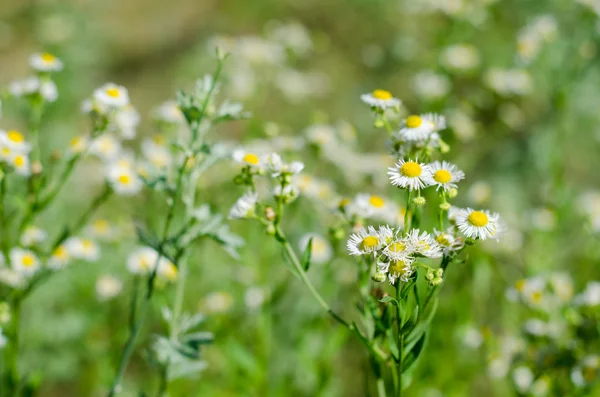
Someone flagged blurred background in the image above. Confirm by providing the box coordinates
[1,0,599,396]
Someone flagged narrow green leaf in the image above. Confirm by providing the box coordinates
[379,296,398,306]
[402,332,428,372]
[302,237,313,271]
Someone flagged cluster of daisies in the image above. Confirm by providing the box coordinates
[487,273,599,393]
[8,53,62,103]
[0,129,32,176]
[344,89,504,285]
[0,230,100,288]
[228,150,304,219]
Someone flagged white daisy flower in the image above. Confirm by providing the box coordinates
[228,192,259,219]
[347,226,383,256]
[382,238,413,262]
[68,135,90,156]
[244,286,266,310]
[85,219,116,240]
[9,153,31,177]
[388,159,433,191]
[20,226,48,247]
[0,130,31,154]
[378,258,415,284]
[0,268,25,288]
[347,194,390,220]
[299,234,333,264]
[127,247,160,275]
[141,137,172,170]
[421,113,447,132]
[202,291,234,313]
[29,52,63,72]
[96,275,123,301]
[398,114,436,141]
[47,245,71,269]
[263,153,304,177]
[113,105,140,140]
[106,164,143,196]
[233,149,262,168]
[89,133,121,162]
[65,237,100,261]
[426,161,465,192]
[406,229,442,258]
[94,83,130,108]
[433,228,464,255]
[360,89,401,110]
[154,100,185,124]
[10,248,40,276]
[575,281,600,307]
[455,208,503,240]
[157,259,178,282]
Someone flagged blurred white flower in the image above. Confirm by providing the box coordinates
[96,275,123,301]
[29,52,63,72]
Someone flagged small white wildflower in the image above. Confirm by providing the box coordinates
[228,192,258,220]
[347,226,383,256]
[433,228,464,255]
[20,226,48,247]
[244,286,266,310]
[9,153,31,177]
[456,208,503,240]
[382,238,412,262]
[10,248,40,276]
[575,281,600,306]
[379,258,415,284]
[202,291,233,313]
[106,164,143,196]
[398,115,436,141]
[47,245,71,269]
[141,137,172,170]
[412,70,451,100]
[232,149,262,168]
[127,247,159,275]
[113,105,140,140]
[440,44,480,72]
[94,83,130,108]
[512,366,534,393]
[157,259,178,282]
[89,134,122,162]
[299,234,333,265]
[65,237,100,261]
[360,89,401,110]
[406,229,443,258]
[29,52,63,72]
[96,275,123,301]
[426,161,465,192]
[0,130,31,154]
[154,100,185,124]
[67,135,90,156]
[388,159,433,191]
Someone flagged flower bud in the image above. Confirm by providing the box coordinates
[264,207,276,221]
[31,161,43,175]
[412,196,426,207]
[436,268,444,277]
[374,119,384,128]
[447,188,458,199]
[371,272,387,283]
[439,202,451,211]
[265,224,276,236]
[430,277,443,286]
[425,270,435,280]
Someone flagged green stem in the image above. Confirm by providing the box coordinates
[403,191,413,235]
[0,167,8,258]
[376,377,387,397]
[395,282,403,397]
[170,258,187,340]
[5,296,22,395]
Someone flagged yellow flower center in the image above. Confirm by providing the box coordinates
[22,255,35,267]
[360,236,379,250]
[41,53,56,62]
[93,219,110,233]
[152,135,166,145]
[2,148,10,156]
[389,260,408,275]
[140,258,149,270]
[338,198,350,208]
[435,234,451,246]
[372,89,392,100]
[313,239,327,253]
[468,211,489,227]
[369,195,385,208]
[54,246,69,259]
[405,115,423,129]
[106,88,121,98]
[400,161,422,178]
[14,156,25,167]
[118,174,131,184]
[387,241,406,253]
[7,130,24,143]
[515,279,526,291]
[433,170,452,184]
[242,153,259,165]
[82,240,94,250]
[531,291,542,303]
[164,263,178,280]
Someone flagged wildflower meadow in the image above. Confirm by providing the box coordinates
[0,0,599,396]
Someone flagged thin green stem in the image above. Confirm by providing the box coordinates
[0,167,8,258]
[395,282,403,397]
[403,190,413,235]
[5,296,22,395]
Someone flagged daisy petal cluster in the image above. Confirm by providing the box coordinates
[0,129,32,176]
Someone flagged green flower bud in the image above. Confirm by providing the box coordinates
[371,272,387,283]
[412,196,426,207]
[447,188,458,199]
[374,119,384,128]
[439,202,451,211]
